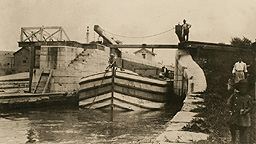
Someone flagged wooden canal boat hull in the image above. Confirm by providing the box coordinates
[79,71,169,111]
[0,92,78,111]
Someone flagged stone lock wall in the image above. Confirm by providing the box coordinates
[32,45,110,92]
[157,49,208,143]
[174,49,207,96]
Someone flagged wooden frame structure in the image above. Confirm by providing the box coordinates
[20,26,70,42]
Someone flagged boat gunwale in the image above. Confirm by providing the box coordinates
[115,75,167,87]
[79,72,168,87]
[79,75,112,85]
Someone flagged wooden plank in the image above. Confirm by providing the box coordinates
[23,29,41,42]
[79,93,111,107]
[44,29,60,41]
[33,70,43,93]
[114,92,164,109]
[80,78,112,90]
[115,77,167,93]
[21,26,62,30]
[79,84,112,100]
[114,85,166,102]
[42,69,53,93]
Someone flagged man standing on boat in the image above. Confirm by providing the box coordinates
[105,53,116,72]
[182,19,192,41]
[232,58,248,83]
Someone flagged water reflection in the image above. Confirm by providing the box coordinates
[0,104,180,144]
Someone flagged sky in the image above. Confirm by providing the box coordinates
[0,0,256,65]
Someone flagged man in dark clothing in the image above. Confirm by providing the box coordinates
[227,79,253,144]
[105,53,116,72]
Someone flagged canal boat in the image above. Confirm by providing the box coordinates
[0,92,78,111]
[78,68,171,111]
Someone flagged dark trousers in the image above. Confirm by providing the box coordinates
[183,30,189,41]
[230,124,248,144]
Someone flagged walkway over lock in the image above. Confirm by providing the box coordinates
[109,41,252,52]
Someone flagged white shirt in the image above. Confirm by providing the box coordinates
[232,61,248,73]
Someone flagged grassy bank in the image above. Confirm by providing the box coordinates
[182,55,256,143]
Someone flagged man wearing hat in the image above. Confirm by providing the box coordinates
[105,53,116,72]
[182,19,192,41]
[227,79,253,144]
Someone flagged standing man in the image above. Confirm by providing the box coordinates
[232,58,248,83]
[227,80,253,144]
[182,19,192,41]
[105,53,116,72]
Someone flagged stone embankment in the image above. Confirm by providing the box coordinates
[156,50,208,143]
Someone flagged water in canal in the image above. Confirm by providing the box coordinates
[0,103,181,144]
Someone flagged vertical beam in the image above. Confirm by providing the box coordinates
[40,27,43,41]
[59,27,63,41]
[29,46,35,93]
[31,32,34,41]
[20,28,24,42]
[111,60,115,121]
[86,26,89,43]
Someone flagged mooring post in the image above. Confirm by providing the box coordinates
[111,58,115,122]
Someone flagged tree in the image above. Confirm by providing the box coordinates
[230,36,252,48]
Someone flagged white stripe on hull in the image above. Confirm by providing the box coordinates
[79,92,165,110]
[84,99,111,109]
[79,93,111,106]
[114,92,164,109]
[80,78,112,90]
[115,77,166,93]
[116,71,166,85]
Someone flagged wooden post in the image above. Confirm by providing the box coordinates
[20,28,24,42]
[59,27,63,41]
[110,59,115,122]
[40,27,43,41]
[29,46,35,93]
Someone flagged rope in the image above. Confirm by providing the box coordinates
[104,27,175,39]
[88,61,115,109]
[88,71,108,109]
